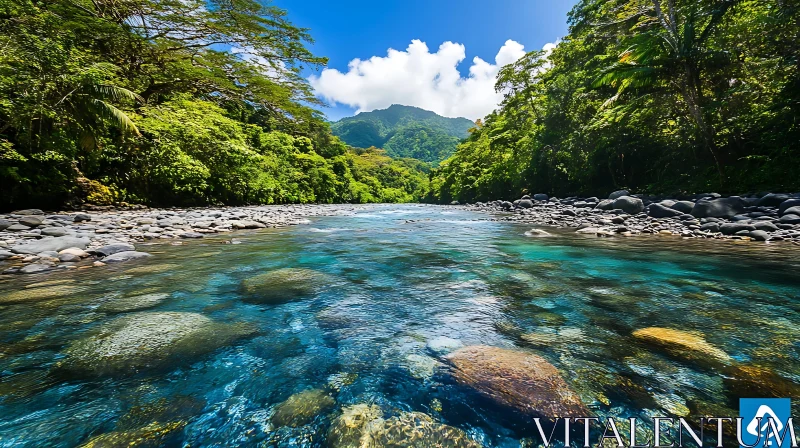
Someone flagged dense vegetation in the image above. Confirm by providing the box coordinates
[331,105,474,164]
[0,0,429,209]
[430,0,800,203]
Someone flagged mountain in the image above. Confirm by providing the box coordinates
[331,105,475,164]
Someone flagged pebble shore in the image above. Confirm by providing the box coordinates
[456,190,800,243]
[0,204,364,275]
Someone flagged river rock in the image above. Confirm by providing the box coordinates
[18,216,44,227]
[10,237,90,255]
[18,263,56,274]
[57,311,254,376]
[647,203,682,218]
[779,214,800,224]
[98,293,170,313]
[757,193,789,207]
[613,196,644,215]
[524,228,553,237]
[533,193,549,201]
[719,222,756,235]
[779,199,800,214]
[426,336,464,355]
[632,327,731,366]
[670,201,695,214]
[241,268,330,304]
[79,421,186,448]
[595,199,615,210]
[0,250,13,260]
[609,190,630,200]
[327,404,383,448]
[781,206,800,217]
[364,412,481,448]
[102,251,152,263]
[73,213,92,222]
[0,219,11,230]
[271,389,335,427]
[749,230,769,241]
[6,224,30,231]
[445,345,588,418]
[517,199,534,209]
[690,197,745,219]
[13,209,44,215]
[60,247,89,258]
[753,221,779,232]
[58,253,82,262]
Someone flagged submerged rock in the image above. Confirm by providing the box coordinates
[102,251,152,263]
[326,405,479,448]
[57,312,254,376]
[272,389,335,427]
[444,345,588,418]
[98,293,170,313]
[0,285,85,304]
[79,421,186,448]
[632,327,732,366]
[426,336,464,355]
[524,228,553,237]
[241,268,331,304]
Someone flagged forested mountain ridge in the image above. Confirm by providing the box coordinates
[429,0,800,203]
[0,0,429,209]
[331,105,474,164]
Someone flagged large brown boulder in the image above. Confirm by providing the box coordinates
[445,345,588,418]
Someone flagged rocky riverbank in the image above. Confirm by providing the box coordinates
[457,190,800,243]
[0,204,364,275]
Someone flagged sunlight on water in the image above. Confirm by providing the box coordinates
[0,204,797,447]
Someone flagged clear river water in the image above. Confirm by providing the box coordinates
[0,204,798,447]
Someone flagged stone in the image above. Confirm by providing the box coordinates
[18,263,56,274]
[781,206,800,217]
[364,412,480,448]
[445,345,588,418]
[271,389,335,427]
[6,224,30,231]
[780,214,800,225]
[241,268,331,304]
[426,336,464,355]
[595,199,615,210]
[690,197,745,219]
[608,190,630,200]
[647,203,682,218]
[90,243,136,257]
[327,404,383,448]
[40,227,68,237]
[632,327,731,366]
[749,230,769,241]
[99,293,170,313]
[10,237,90,255]
[102,251,152,263]
[524,228,553,237]
[613,196,644,215]
[699,222,720,233]
[18,216,44,227]
[179,232,204,239]
[719,222,756,235]
[753,221,779,232]
[58,253,82,262]
[0,250,13,260]
[0,219,11,230]
[13,209,44,215]
[517,199,534,209]
[778,199,800,215]
[757,193,789,207]
[670,201,695,214]
[60,247,89,258]
[79,421,186,448]
[57,312,254,376]
[73,214,92,222]
[533,193,549,201]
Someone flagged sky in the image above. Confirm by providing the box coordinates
[273,0,577,121]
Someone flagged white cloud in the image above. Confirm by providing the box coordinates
[309,39,552,121]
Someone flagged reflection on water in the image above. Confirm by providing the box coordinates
[0,204,798,447]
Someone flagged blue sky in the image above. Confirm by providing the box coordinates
[273,0,577,121]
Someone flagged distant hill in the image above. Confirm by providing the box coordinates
[331,105,475,164]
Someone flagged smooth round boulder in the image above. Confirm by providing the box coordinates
[445,345,588,418]
[98,293,170,313]
[778,199,800,215]
[781,206,800,217]
[517,199,534,209]
[779,214,800,224]
[690,197,745,219]
[757,193,789,207]
[18,216,44,228]
[647,203,682,218]
[241,268,331,304]
[533,193,549,201]
[10,237,90,255]
[613,196,644,215]
[56,312,254,376]
[40,227,68,237]
[670,201,695,214]
[720,222,756,235]
[609,190,630,200]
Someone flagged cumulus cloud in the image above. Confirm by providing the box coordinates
[310,39,552,121]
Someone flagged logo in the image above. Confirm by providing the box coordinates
[741,399,794,448]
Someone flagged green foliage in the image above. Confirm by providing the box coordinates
[430,0,800,203]
[331,105,475,164]
[0,0,427,208]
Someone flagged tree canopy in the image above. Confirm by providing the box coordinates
[429,0,800,203]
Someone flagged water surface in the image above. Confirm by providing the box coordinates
[0,204,798,446]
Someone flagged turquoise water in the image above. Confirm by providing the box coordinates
[0,204,798,447]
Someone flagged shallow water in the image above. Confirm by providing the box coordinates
[0,204,798,447]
